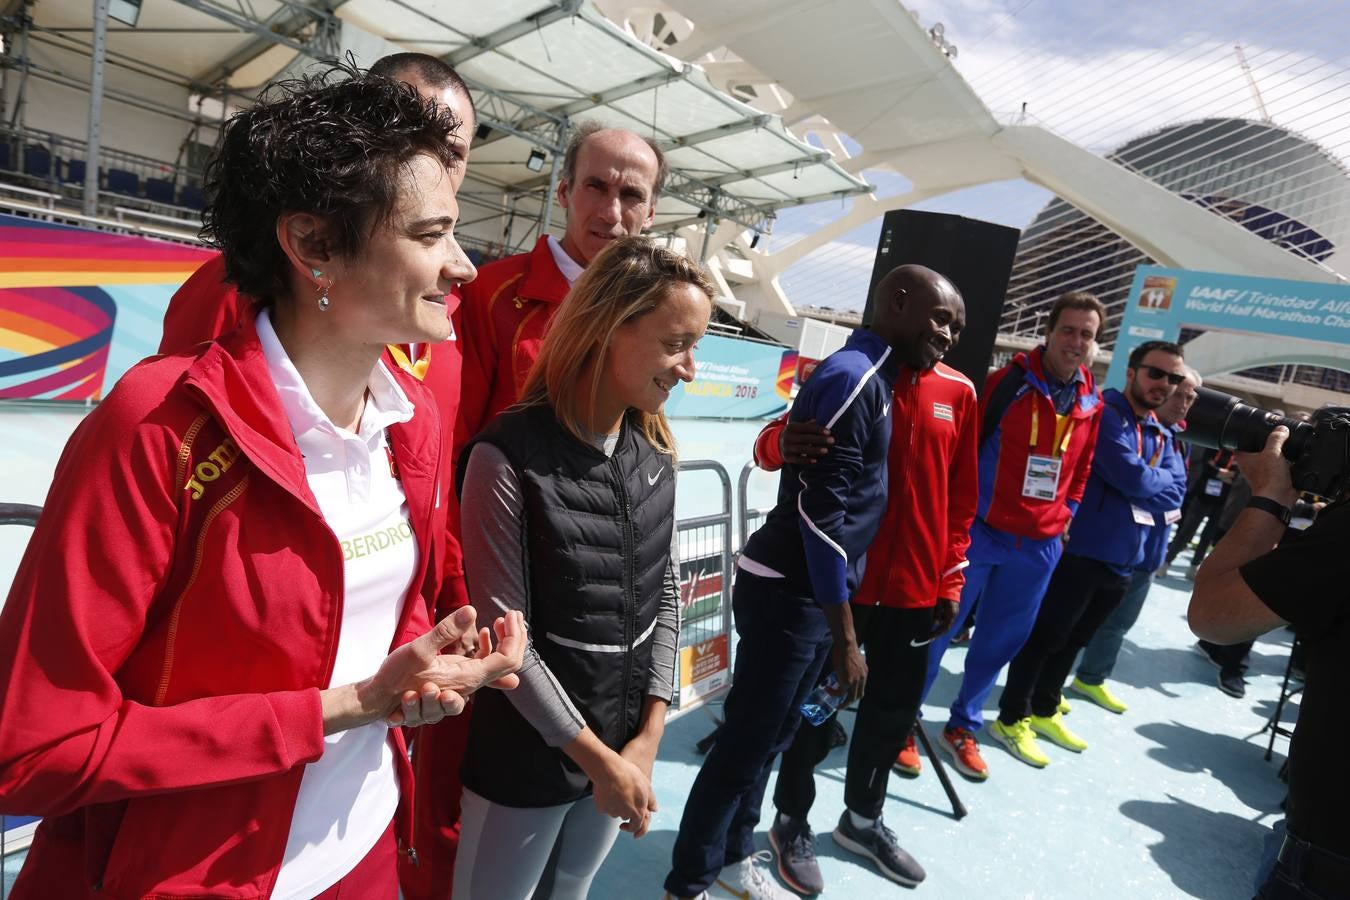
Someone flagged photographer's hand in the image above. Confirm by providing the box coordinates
[1235,427,1298,508]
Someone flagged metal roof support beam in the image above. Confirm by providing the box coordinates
[177,0,349,86]
[83,0,108,218]
[446,0,583,66]
[18,61,221,126]
[464,77,568,153]
[702,152,833,188]
[659,115,769,151]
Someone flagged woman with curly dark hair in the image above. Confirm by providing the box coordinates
[0,67,524,900]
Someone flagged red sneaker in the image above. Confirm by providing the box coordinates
[893,733,922,777]
[941,726,989,780]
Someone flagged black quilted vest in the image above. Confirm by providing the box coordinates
[456,402,676,806]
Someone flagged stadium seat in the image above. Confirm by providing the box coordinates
[105,168,139,197]
[145,177,175,205]
[178,183,204,210]
[63,159,86,184]
[23,145,52,178]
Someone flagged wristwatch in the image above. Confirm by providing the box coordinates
[1245,496,1292,526]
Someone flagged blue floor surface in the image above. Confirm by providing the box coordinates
[593,567,1294,899]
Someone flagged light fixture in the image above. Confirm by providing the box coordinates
[525,149,547,173]
[109,0,142,27]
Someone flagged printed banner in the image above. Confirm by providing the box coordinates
[663,333,795,419]
[0,213,211,400]
[678,633,730,708]
[1108,265,1350,387]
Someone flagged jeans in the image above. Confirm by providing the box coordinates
[1076,568,1153,685]
[664,570,834,898]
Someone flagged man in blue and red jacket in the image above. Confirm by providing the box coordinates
[993,340,1189,765]
[916,291,1106,781]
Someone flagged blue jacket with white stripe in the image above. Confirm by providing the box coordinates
[741,329,901,606]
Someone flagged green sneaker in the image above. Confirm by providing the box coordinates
[1029,711,1088,752]
[988,718,1049,768]
[1057,696,1072,715]
[1068,677,1128,714]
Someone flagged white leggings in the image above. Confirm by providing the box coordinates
[453,787,622,900]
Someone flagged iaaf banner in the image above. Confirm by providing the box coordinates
[1107,265,1350,387]
[663,333,796,419]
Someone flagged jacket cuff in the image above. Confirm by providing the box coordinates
[267,688,327,769]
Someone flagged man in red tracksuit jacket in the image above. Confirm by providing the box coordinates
[747,281,978,894]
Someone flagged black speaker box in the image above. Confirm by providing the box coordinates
[863,210,1020,392]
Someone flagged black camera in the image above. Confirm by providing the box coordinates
[1181,387,1350,501]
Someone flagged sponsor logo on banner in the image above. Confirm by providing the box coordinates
[933,402,954,422]
[679,633,730,707]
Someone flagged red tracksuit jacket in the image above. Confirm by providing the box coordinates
[755,361,980,608]
[0,316,444,898]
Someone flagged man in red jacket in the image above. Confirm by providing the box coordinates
[749,273,977,893]
[915,291,1105,781]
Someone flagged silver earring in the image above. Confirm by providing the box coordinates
[313,271,331,312]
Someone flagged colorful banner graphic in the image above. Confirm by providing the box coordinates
[0,214,211,400]
[1107,265,1350,387]
[663,333,794,419]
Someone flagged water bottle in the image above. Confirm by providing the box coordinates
[800,673,846,727]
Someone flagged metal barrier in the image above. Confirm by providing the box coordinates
[1,503,41,895]
[737,460,774,551]
[667,460,735,721]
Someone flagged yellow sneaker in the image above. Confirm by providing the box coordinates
[1057,695,1072,715]
[1029,711,1088,752]
[1068,677,1128,714]
[988,718,1049,768]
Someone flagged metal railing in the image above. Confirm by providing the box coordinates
[666,460,736,720]
[1,503,41,896]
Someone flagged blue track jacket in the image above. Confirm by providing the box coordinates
[741,329,901,606]
[1065,389,1188,574]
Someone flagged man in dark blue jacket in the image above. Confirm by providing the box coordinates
[664,266,962,900]
[992,340,1189,766]
[1070,366,1199,713]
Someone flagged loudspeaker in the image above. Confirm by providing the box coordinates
[863,210,1020,392]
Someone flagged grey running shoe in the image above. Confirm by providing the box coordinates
[1218,670,1247,698]
[832,812,926,886]
[768,815,824,895]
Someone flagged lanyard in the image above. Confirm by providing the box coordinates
[386,343,432,381]
[1030,403,1075,458]
[1134,422,1164,467]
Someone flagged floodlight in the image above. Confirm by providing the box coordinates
[110,0,142,27]
[526,149,547,172]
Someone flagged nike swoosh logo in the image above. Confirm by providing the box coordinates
[713,880,751,900]
[910,636,936,647]
[648,466,665,486]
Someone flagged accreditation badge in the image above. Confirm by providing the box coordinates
[1022,454,1062,501]
[1164,508,1182,525]
[1204,478,1224,497]
[1131,505,1156,526]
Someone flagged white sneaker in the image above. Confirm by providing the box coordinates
[708,851,795,899]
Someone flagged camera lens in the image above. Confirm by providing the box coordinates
[1181,387,1310,456]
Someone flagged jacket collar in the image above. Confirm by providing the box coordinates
[1017,346,1098,414]
[1104,386,1163,432]
[181,313,439,505]
[519,235,574,306]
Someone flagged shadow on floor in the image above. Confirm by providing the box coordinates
[1120,794,1271,900]
[1134,720,1286,813]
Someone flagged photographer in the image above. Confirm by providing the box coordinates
[1189,426,1350,899]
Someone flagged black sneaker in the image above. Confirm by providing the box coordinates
[1193,640,1222,670]
[831,812,926,887]
[1218,670,1247,698]
[768,815,823,895]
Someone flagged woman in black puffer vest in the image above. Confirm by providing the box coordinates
[453,237,713,899]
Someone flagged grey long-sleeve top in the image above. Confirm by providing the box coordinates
[460,435,681,747]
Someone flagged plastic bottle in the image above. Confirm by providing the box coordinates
[800,673,846,726]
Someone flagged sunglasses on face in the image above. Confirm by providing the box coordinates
[1140,365,1184,385]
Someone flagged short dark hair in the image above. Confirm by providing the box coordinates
[202,64,464,302]
[562,121,668,198]
[368,52,475,120]
[1047,290,1107,336]
[1127,339,1184,369]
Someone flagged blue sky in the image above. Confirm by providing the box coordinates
[769,0,1349,312]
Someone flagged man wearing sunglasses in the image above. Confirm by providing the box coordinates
[992,340,1190,765]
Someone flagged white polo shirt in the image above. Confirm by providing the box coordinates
[256,310,419,900]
